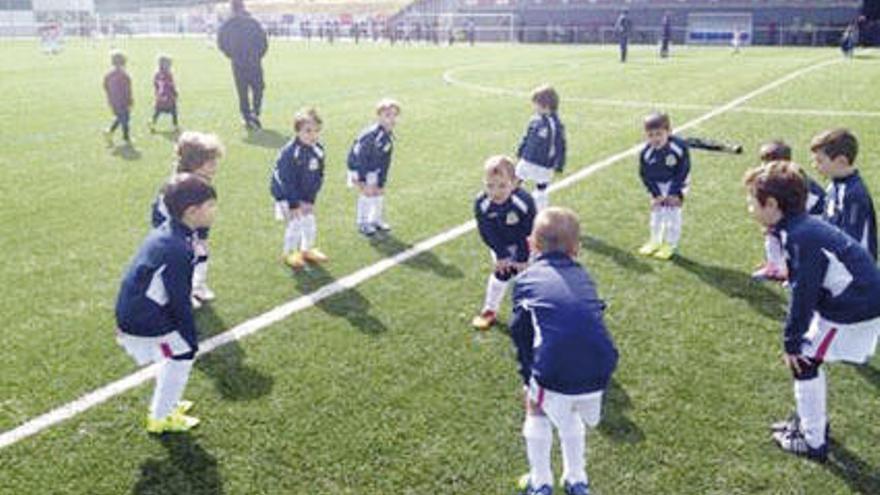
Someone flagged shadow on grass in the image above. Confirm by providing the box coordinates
[855,364,880,391]
[111,143,142,161]
[242,128,288,149]
[672,255,787,321]
[292,264,387,335]
[134,434,223,495]
[368,233,464,279]
[598,379,644,444]
[153,128,181,143]
[579,235,654,274]
[194,306,274,401]
[826,439,880,495]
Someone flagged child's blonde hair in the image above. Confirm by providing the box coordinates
[531,84,559,112]
[484,155,516,181]
[110,49,126,67]
[532,207,581,255]
[376,98,401,115]
[176,132,225,173]
[293,107,322,132]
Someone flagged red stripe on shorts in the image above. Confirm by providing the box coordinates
[536,386,545,410]
[160,342,173,358]
[814,327,838,361]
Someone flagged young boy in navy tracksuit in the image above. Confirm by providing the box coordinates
[811,128,877,261]
[744,161,880,461]
[151,132,224,308]
[637,112,690,260]
[511,207,618,495]
[752,140,826,282]
[270,108,327,270]
[516,84,566,212]
[348,98,401,236]
[472,155,536,330]
[116,174,217,433]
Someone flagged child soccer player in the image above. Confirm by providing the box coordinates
[516,85,567,212]
[752,140,826,282]
[637,112,690,260]
[103,49,133,146]
[811,128,877,261]
[744,161,880,461]
[149,54,179,132]
[270,108,328,269]
[472,155,536,330]
[347,98,400,236]
[116,173,218,433]
[511,207,618,495]
[152,132,224,309]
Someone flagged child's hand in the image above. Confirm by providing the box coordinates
[783,354,811,375]
[665,195,683,207]
[651,197,665,208]
[523,387,544,416]
[495,258,513,274]
[300,202,314,215]
[289,206,304,218]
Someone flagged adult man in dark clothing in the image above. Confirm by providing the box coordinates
[218,0,268,129]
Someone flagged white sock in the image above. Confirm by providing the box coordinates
[795,369,828,448]
[284,218,303,254]
[650,208,663,244]
[372,196,385,225]
[301,214,317,251]
[149,358,194,420]
[192,261,208,291]
[356,195,369,226]
[483,274,509,313]
[523,414,553,488]
[765,233,785,269]
[559,424,588,485]
[665,206,682,247]
[533,187,549,211]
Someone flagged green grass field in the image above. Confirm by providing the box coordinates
[1,38,879,494]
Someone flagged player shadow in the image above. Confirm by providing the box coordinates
[133,434,224,495]
[111,143,142,161]
[153,128,181,143]
[242,128,288,149]
[854,364,880,390]
[579,235,654,274]
[292,264,388,335]
[597,379,645,444]
[672,255,787,321]
[368,233,464,279]
[825,439,880,494]
[193,306,275,401]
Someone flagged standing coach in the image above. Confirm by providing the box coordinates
[218,0,268,130]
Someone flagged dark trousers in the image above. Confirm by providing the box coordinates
[620,38,628,62]
[660,38,670,57]
[109,110,130,140]
[232,64,264,121]
[152,105,178,126]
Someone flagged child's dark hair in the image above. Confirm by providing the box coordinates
[810,128,858,166]
[176,132,225,173]
[110,49,126,67]
[163,173,217,220]
[759,140,792,163]
[293,107,322,132]
[531,84,559,112]
[644,112,671,131]
[158,54,172,69]
[743,161,806,216]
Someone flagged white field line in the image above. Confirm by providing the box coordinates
[442,64,880,119]
[0,55,839,451]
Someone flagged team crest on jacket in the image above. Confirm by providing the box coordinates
[506,211,520,225]
[665,154,678,167]
[309,158,320,170]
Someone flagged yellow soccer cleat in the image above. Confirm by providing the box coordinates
[653,243,677,260]
[174,400,194,415]
[638,240,661,256]
[284,251,307,270]
[303,248,329,264]
[146,412,200,434]
[471,310,497,331]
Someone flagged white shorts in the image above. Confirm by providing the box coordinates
[528,378,603,429]
[117,330,193,366]
[802,313,880,364]
[516,159,554,185]
[274,200,290,221]
[346,170,359,189]
[653,181,690,198]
